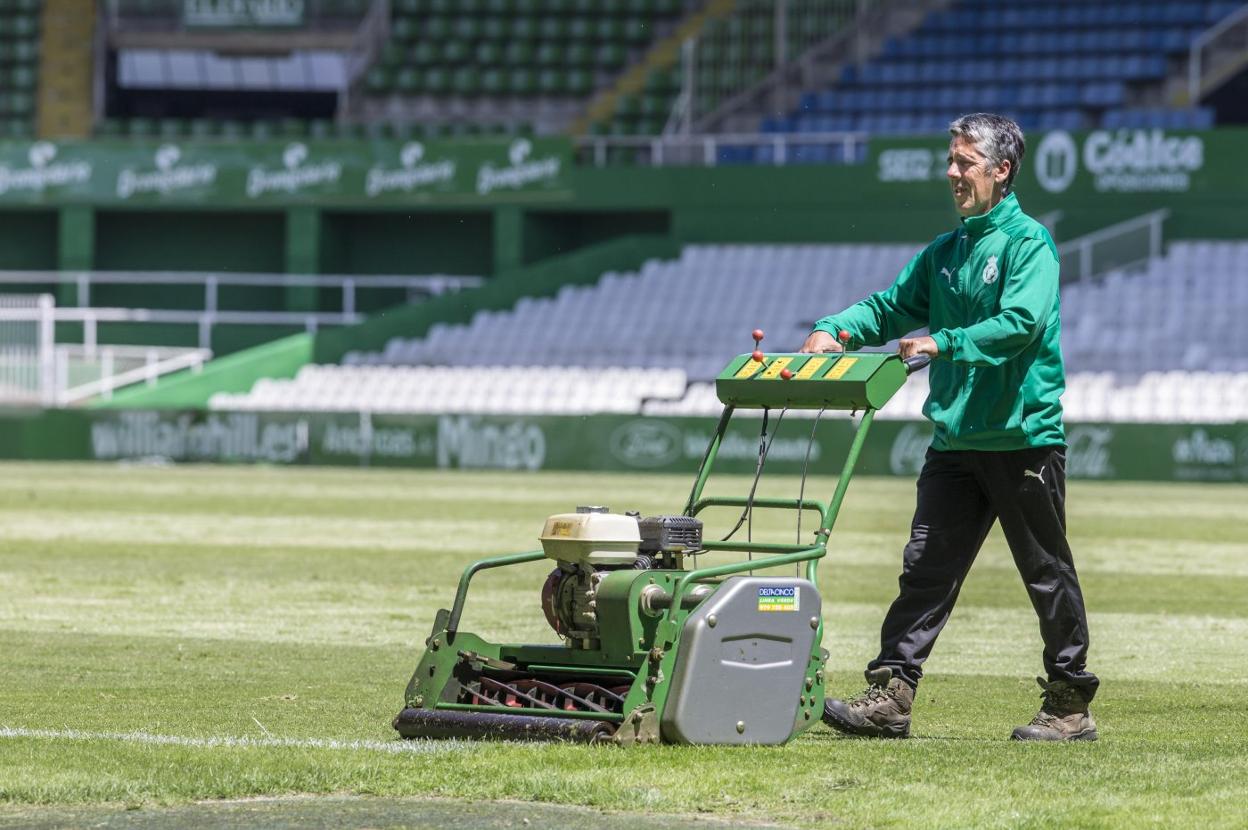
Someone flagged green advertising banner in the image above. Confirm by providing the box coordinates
[182,0,306,28]
[0,137,573,206]
[871,127,1246,209]
[0,409,1237,483]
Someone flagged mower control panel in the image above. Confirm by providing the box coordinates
[715,351,911,410]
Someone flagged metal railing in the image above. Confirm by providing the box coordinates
[341,0,391,118]
[0,270,483,351]
[0,295,212,407]
[1188,3,1248,104]
[1058,210,1170,284]
[575,131,868,167]
[687,0,950,133]
[672,0,866,132]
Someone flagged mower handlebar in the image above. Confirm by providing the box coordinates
[902,354,931,374]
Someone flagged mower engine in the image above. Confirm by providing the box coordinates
[539,507,701,649]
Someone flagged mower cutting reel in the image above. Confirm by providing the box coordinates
[394,350,928,745]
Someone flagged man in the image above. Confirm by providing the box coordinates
[800,113,1098,741]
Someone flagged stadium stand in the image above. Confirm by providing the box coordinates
[359,0,692,135]
[209,241,1248,422]
[0,0,39,139]
[771,0,1237,140]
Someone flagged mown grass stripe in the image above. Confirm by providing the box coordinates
[0,727,467,756]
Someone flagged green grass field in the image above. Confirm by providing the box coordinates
[1,462,1246,829]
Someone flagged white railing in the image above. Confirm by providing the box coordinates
[1058,210,1170,284]
[0,271,483,350]
[575,131,868,167]
[0,295,212,407]
[1188,3,1248,103]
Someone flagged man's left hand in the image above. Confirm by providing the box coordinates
[899,336,940,359]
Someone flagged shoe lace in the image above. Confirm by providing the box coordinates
[1034,679,1082,720]
[850,681,893,709]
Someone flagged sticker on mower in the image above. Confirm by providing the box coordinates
[757,586,799,612]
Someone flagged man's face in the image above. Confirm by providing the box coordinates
[947,136,1009,217]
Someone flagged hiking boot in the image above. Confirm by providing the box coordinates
[822,667,913,738]
[1011,677,1097,741]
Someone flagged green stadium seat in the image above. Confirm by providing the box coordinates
[508,68,536,95]
[458,0,486,13]
[218,120,246,139]
[395,67,419,92]
[393,0,423,13]
[536,69,564,95]
[602,0,627,14]
[535,42,563,66]
[13,40,35,63]
[441,39,470,63]
[596,43,625,68]
[410,41,439,64]
[365,66,392,92]
[475,41,502,65]
[307,120,333,139]
[423,67,450,94]
[454,16,482,40]
[95,118,123,137]
[595,18,623,41]
[127,118,156,137]
[566,69,592,96]
[380,42,405,67]
[424,16,451,40]
[481,68,507,94]
[504,41,534,65]
[615,95,639,117]
[511,17,537,39]
[640,95,668,117]
[539,16,568,40]
[188,119,217,139]
[452,66,481,95]
[623,18,649,43]
[513,0,539,14]
[391,17,418,41]
[279,118,307,137]
[156,118,184,138]
[334,122,367,140]
[570,0,597,14]
[481,16,507,39]
[567,17,592,40]
[564,42,592,67]
[428,0,455,14]
[484,0,516,14]
[250,120,277,140]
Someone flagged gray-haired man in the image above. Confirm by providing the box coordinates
[801,113,1098,741]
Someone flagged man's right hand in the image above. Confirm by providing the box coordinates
[798,330,844,354]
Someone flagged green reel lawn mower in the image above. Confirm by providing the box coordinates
[394,342,929,746]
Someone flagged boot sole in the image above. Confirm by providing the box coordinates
[823,704,910,739]
[1010,727,1098,742]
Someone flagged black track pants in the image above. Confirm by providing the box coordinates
[868,446,1099,701]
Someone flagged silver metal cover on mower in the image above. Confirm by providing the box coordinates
[661,576,820,745]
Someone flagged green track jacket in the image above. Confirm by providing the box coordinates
[813,193,1066,452]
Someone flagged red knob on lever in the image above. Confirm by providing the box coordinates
[838,329,851,345]
[752,328,765,344]
[751,350,765,362]
[780,368,793,380]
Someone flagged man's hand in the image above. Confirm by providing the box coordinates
[899,335,940,359]
[798,331,844,354]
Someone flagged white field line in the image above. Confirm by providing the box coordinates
[0,726,470,755]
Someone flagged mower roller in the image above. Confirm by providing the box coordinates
[395,336,929,746]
